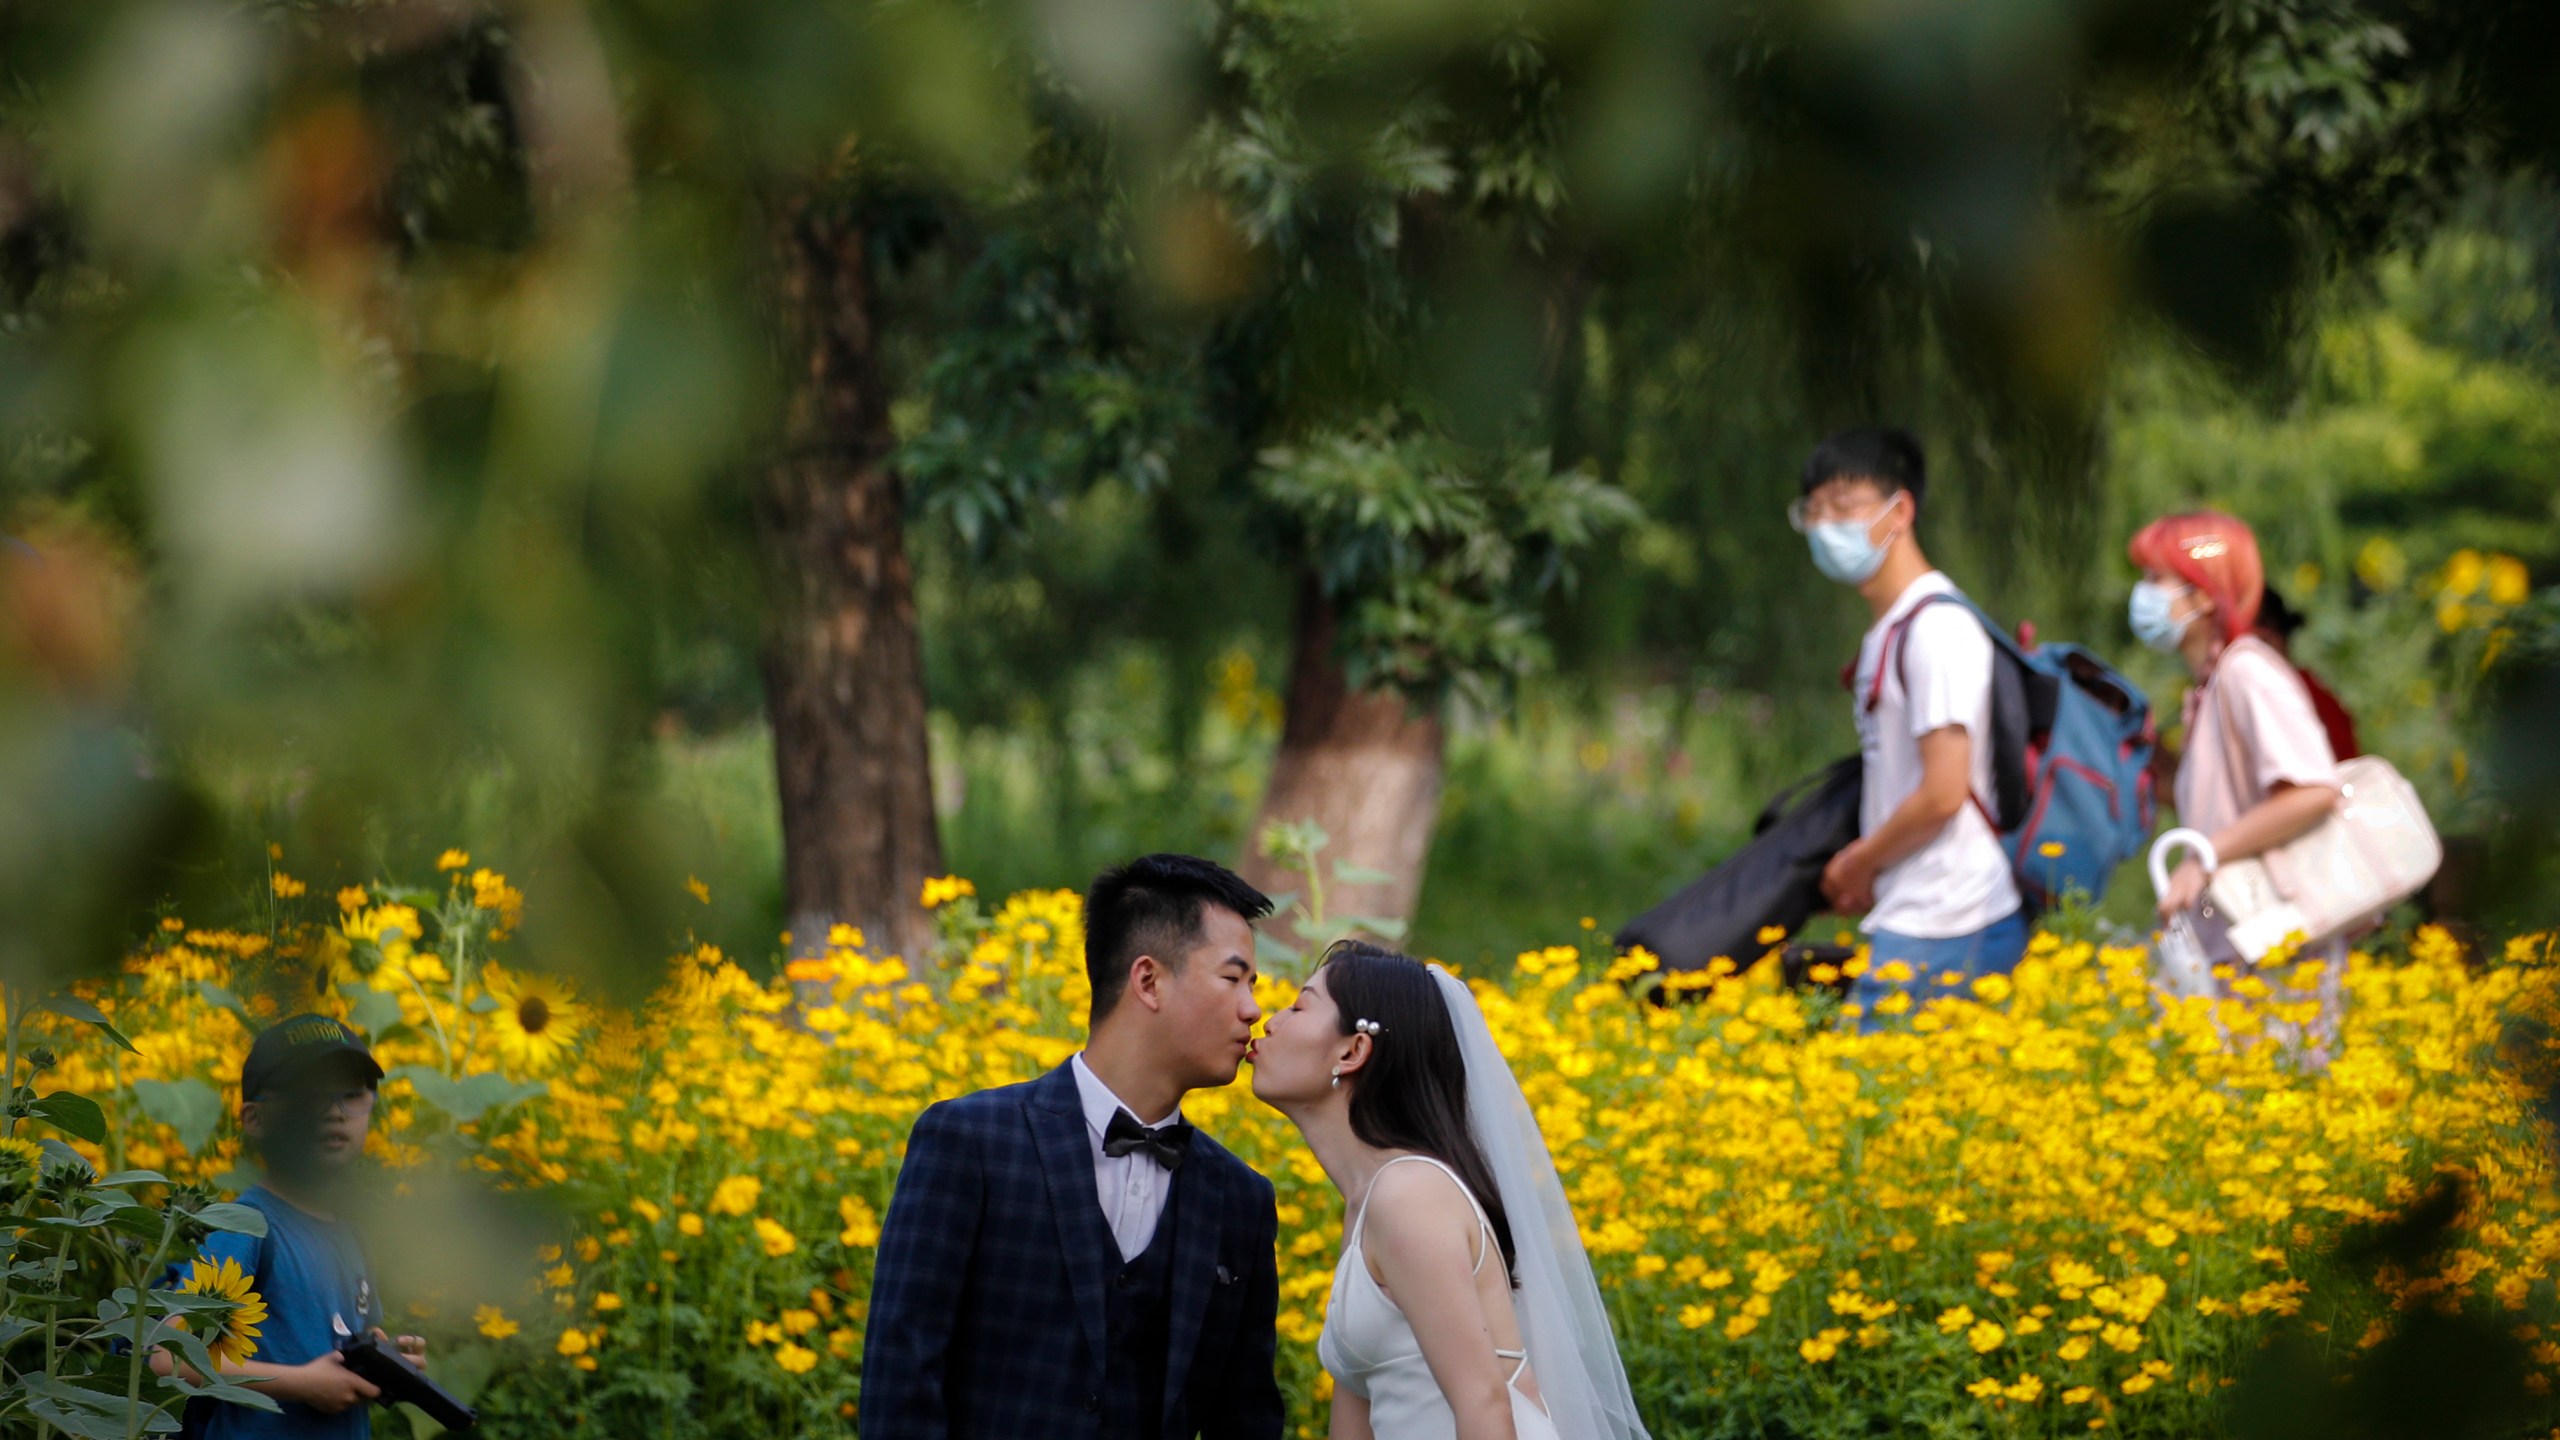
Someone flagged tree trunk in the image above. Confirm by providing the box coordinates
[758,188,943,972]
[1239,576,1446,929]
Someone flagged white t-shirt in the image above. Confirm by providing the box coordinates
[1850,572,2021,938]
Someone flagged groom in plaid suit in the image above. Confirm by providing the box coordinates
[860,855,1287,1440]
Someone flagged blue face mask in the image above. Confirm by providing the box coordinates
[2128,580,2192,652]
[1805,496,1901,585]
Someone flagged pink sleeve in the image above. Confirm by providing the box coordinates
[2225,649,2340,795]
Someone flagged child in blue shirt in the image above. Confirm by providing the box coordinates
[155,1015,428,1440]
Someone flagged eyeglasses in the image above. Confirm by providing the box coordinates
[1786,491,1900,534]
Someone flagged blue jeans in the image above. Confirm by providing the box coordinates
[1849,908,2030,1031]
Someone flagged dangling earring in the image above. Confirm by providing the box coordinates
[1329,1067,1342,1088]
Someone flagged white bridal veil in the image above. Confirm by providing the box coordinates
[1428,964,1652,1440]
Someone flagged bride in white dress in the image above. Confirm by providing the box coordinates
[1249,941,1650,1440]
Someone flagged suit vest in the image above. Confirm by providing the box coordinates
[1099,1175,1181,1440]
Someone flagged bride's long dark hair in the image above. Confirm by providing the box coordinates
[1320,939,1518,1282]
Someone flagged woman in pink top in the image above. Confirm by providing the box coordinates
[2129,511,2346,1063]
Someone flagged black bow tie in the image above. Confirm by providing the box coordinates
[1103,1109,1193,1172]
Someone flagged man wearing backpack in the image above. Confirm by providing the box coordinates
[1796,427,2026,1024]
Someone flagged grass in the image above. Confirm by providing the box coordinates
[626,676,2158,974]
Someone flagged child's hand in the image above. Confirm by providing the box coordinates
[289,1353,381,1414]
[374,1327,429,1371]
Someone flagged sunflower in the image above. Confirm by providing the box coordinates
[0,1135,42,1198]
[175,1255,267,1369]
[485,967,584,1074]
[337,902,425,987]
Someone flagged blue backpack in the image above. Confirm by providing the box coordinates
[1871,593,2157,913]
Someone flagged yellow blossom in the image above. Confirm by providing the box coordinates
[175,1256,267,1369]
[709,1175,762,1217]
[755,1216,798,1258]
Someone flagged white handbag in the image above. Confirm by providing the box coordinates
[2166,756,2442,963]
[2177,648,2446,962]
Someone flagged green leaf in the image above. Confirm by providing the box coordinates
[193,1202,269,1238]
[388,1066,544,1124]
[22,1373,181,1439]
[35,995,140,1056]
[135,1290,245,1316]
[94,1170,173,1188]
[38,1138,94,1176]
[163,1373,283,1414]
[27,1211,110,1231]
[131,1078,223,1156]
[341,984,404,1039]
[1330,862,1397,886]
[104,1203,169,1243]
[1338,915,1409,942]
[1253,931,1303,970]
[152,1325,264,1406]
[195,983,256,1031]
[30,1092,107,1144]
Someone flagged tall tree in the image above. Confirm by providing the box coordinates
[0,0,1035,981]
[1241,426,1633,922]
[1178,12,1633,922]
[761,185,944,968]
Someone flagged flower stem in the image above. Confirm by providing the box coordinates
[124,1218,177,1440]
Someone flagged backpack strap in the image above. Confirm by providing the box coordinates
[1865,590,2003,832]
[2199,634,2280,812]
[1865,591,1966,715]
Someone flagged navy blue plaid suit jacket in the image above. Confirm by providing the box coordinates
[858,1062,1284,1440]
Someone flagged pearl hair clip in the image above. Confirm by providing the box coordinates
[1353,1018,1386,1037]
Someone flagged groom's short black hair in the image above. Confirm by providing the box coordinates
[1084,854,1273,1024]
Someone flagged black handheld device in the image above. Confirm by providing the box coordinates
[338,1335,478,1432]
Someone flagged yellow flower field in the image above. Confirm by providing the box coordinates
[12,866,2560,1438]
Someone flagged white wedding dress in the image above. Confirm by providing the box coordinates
[1318,1154,1562,1440]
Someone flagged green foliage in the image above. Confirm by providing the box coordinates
[2102,193,2560,851]
[1248,818,1408,975]
[2,989,283,1440]
[4,0,2558,982]
[1257,420,1635,704]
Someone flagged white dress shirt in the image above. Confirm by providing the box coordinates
[1071,1052,1180,1261]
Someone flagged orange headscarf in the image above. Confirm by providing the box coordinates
[2127,510,2262,643]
